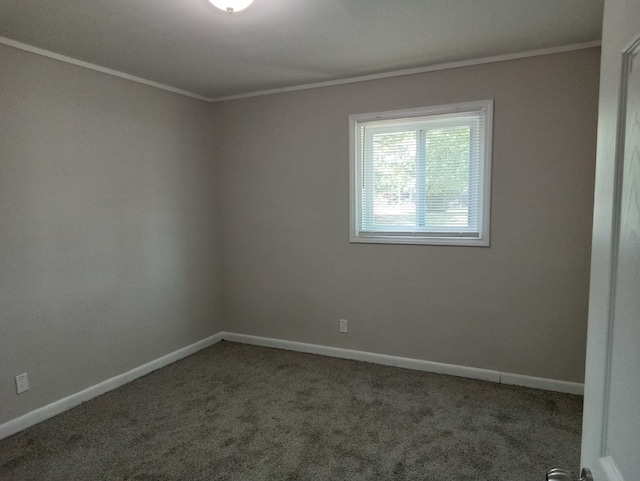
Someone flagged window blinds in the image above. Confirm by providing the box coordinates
[354,105,490,242]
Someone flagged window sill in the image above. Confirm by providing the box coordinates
[350,234,490,247]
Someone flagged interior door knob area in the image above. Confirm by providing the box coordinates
[547,468,594,481]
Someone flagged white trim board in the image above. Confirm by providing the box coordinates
[0,37,211,103]
[0,332,224,441]
[211,41,601,102]
[221,332,585,396]
[0,330,584,440]
[0,36,600,103]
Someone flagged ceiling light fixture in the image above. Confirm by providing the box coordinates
[209,0,254,13]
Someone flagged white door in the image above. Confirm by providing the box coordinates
[580,0,640,480]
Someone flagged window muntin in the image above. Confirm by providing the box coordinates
[350,101,492,246]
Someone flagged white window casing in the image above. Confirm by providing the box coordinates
[349,100,493,246]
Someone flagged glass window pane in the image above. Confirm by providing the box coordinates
[424,127,471,228]
[370,130,417,227]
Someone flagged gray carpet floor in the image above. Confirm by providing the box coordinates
[0,341,582,481]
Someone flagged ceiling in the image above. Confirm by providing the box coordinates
[0,0,604,100]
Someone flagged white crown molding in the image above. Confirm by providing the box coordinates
[0,36,211,102]
[1,36,600,104]
[210,40,602,102]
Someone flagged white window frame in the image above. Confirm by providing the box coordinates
[349,100,493,246]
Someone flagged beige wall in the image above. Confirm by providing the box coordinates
[0,45,222,424]
[0,45,599,427]
[214,48,600,383]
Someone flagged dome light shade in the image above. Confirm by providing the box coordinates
[209,0,254,13]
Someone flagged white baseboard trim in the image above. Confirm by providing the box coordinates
[1,330,584,440]
[222,332,501,382]
[500,372,584,395]
[0,332,224,440]
[221,332,584,395]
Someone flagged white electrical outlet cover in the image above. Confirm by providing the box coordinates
[16,373,29,394]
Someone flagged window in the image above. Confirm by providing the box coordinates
[349,100,493,246]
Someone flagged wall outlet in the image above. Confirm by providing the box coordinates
[339,318,348,333]
[16,373,29,394]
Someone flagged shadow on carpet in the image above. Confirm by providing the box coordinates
[0,341,582,481]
